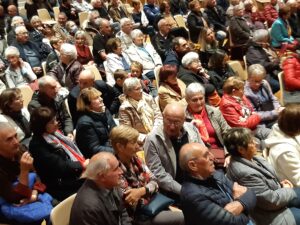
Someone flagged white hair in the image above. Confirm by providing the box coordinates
[120,18,132,27]
[131,29,143,39]
[4,46,20,58]
[252,29,269,42]
[11,16,24,26]
[247,64,266,78]
[123,77,141,95]
[158,19,167,29]
[60,43,77,60]
[15,26,27,35]
[185,83,206,100]
[181,52,199,68]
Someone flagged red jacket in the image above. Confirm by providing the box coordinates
[219,94,261,130]
[282,57,300,91]
[264,4,278,27]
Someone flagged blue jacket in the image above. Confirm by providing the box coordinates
[143,4,159,25]
[270,18,294,48]
[181,171,256,225]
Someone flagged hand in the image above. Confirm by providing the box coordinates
[191,119,204,128]
[224,201,244,215]
[32,67,42,73]
[232,182,247,199]
[277,107,285,113]
[223,155,231,168]
[281,179,293,188]
[20,152,34,173]
[124,188,145,206]
[67,133,74,141]
[83,159,89,169]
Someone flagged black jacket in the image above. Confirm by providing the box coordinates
[205,5,227,32]
[75,110,116,158]
[29,135,84,200]
[229,16,251,45]
[187,11,211,43]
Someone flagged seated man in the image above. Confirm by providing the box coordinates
[7,16,25,45]
[116,18,134,50]
[53,12,73,43]
[28,76,74,139]
[179,142,256,225]
[46,37,64,72]
[144,103,203,203]
[69,152,132,225]
[68,69,120,125]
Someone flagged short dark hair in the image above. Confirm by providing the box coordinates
[159,64,177,84]
[278,103,300,136]
[0,88,21,115]
[223,128,253,157]
[208,49,227,69]
[279,6,290,17]
[171,36,185,50]
[30,107,55,135]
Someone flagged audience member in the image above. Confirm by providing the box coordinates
[264,0,278,27]
[225,127,300,225]
[144,103,203,204]
[29,107,87,201]
[74,31,94,65]
[144,0,160,26]
[131,0,151,34]
[76,87,116,158]
[113,69,128,98]
[108,0,131,23]
[7,16,25,45]
[91,0,110,21]
[72,0,93,13]
[287,0,300,38]
[60,0,79,23]
[116,18,134,50]
[69,152,132,225]
[53,12,73,43]
[179,142,256,225]
[164,37,190,68]
[205,0,228,33]
[46,37,64,72]
[119,77,162,142]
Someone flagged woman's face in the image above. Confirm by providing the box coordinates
[248,74,263,92]
[165,74,178,85]
[120,140,140,159]
[232,85,244,98]
[131,66,142,78]
[89,96,105,112]
[187,92,205,113]
[133,35,144,47]
[75,35,86,46]
[45,117,59,134]
[188,59,203,73]
[10,93,24,112]
[127,84,143,101]
[7,55,19,66]
[206,29,215,43]
[164,2,171,13]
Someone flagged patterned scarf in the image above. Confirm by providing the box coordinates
[189,108,209,143]
[43,131,85,164]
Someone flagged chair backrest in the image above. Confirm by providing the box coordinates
[154,65,162,87]
[42,61,47,76]
[50,194,76,225]
[53,6,60,21]
[37,9,52,22]
[19,85,34,107]
[227,60,248,80]
[79,12,89,28]
[18,7,27,18]
[174,15,187,30]
[277,71,285,106]
[84,65,102,80]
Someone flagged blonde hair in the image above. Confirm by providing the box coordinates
[223,76,245,94]
[77,87,102,112]
[110,125,139,151]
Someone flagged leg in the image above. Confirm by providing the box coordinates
[151,210,185,225]
[289,207,300,225]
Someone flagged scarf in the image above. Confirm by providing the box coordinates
[127,96,154,133]
[189,108,209,142]
[167,82,181,96]
[43,131,85,165]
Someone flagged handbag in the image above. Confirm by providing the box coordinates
[140,193,175,217]
[210,147,226,168]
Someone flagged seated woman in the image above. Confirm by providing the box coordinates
[244,64,282,128]
[106,37,131,86]
[4,46,37,90]
[225,127,300,225]
[265,104,300,187]
[246,29,281,93]
[119,77,162,143]
[219,76,271,141]
[65,20,79,44]
[0,88,31,147]
[158,64,187,111]
[130,61,157,98]
[185,82,231,167]
[125,29,162,81]
[270,6,299,51]
[74,30,94,66]
[110,125,184,225]
[76,87,116,158]
[29,107,88,201]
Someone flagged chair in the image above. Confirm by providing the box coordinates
[174,15,187,30]
[154,65,162,87]
[79,12,89,28]
[84,64,102,80]
[50,194,76,225]
[42,61,47,76]
[227,60,248,80]
[53,6,60,21]
[277,71,285,106]
[18,7,27,18]
[37,9,52,22]
[19,85,34,107]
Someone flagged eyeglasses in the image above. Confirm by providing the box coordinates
[164,118,183,127]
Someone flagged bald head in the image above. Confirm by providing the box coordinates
[8,5,17,17]
[179,142,215,179]
[79,70,95,90]
[163,103,186,138]
[163,102,185,119]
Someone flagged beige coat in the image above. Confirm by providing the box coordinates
[158,79,187,111]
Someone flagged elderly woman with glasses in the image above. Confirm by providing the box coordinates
[244,64,283,128]
[119,77,162,143]
[225,127,300,225]
[185,82,231,167]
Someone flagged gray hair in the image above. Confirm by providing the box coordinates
[179,145,196,172]
[286,0,297,6]
[120,18,132,27]
[123,77,140,95]
[252,29,269,42]
[30,15,41,24]
[88,10,100,22]
[185,83,206,100]
[131,29,143,39]
[99,18,110,29]
[4,46,20,59]
[233,3,244,13]
[75,30,86,39]
[11,16,24,26]
[15,26,27,35]
[60,43,77,60]
[81,152,114,180]
[158,19,167,29]
[181,52,199,68]
[247,64,266,78]
[38,75,57,90]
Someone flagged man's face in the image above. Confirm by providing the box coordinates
[207,0,216,7]
[79,77,94,90]
[163,112,185,138]
[8,6,17,17]
[42,80,59,99]
[175,38,190,55]
[100,156,123,189]
[122,21,133,35]
[93,0,102,8]
[0,127,20,159]
[58,14,67,26]
[100,21,112,36]
[159,22,171,35]
[190,147,215,179]
[16,30,29,43]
